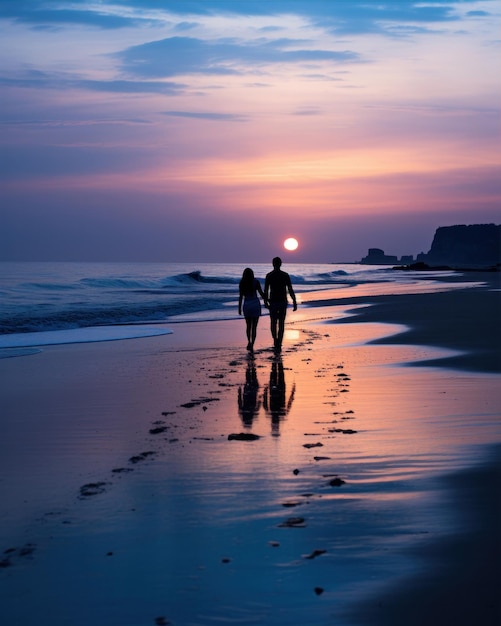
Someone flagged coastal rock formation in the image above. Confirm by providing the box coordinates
[417,224,500,267]
[360,248,399,265]
[360,223,500,268]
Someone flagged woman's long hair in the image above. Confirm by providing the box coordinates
[239,267,255,295]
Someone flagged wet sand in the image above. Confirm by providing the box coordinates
[318,272,501,373]
[0,274,500,625]
[347,454,500,626]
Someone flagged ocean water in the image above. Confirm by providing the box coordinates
[0,261,459,349]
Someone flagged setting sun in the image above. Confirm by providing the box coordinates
[284,237,299,251]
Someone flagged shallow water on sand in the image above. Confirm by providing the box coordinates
[0,318,499,626]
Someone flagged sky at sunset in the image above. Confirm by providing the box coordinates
[1,0,500,262]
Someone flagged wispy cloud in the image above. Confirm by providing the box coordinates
[292,106,322,116]
[0,118,152,128]
[117,36,360,78]
[162,110,248,121]
[0,72,185,95]
[0,1,155,29]
[0,1,492,35]
[466,11,491,18]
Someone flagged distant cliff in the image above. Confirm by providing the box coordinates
[360,248,399,265]
[417,224,501,267]
[360,224,501,268]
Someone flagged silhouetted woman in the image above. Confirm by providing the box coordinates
[238,267,266,351]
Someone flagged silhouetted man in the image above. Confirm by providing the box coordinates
[264,257,297,352]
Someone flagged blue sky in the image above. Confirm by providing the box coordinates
[1,0,500,262]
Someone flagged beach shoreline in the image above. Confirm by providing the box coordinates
[0,276,500,625]
[309,271,501,373]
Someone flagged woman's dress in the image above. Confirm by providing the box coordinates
[242,279,262,318]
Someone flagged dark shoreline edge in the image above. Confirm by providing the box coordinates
[310,273,501,373]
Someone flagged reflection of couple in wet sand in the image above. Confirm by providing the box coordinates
[237,358,261,427]
[238,356,295,432]
[263,358,296,433]
[238,257,297,352]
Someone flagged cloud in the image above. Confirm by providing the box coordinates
[0,71,185,95]
[0,0,488,37]
[162,111,248,122]
[2,164,500,263]
[173,21,199,32]
[81,79,184,95]
[117,36,360,78]
[108,0,488,24]
[292,106,322,116]
[0,0,154,29]
[0,144,159,181]
[0,1,492,36]
[1,118,151,129]
[466,11,490,18]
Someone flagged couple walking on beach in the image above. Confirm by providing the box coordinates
[238,257,297,352]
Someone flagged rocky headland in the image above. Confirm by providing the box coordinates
[360,223,500,270]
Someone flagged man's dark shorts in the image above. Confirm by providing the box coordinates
[269,302,287,320]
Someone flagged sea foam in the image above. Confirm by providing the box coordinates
[0,325,172,350]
